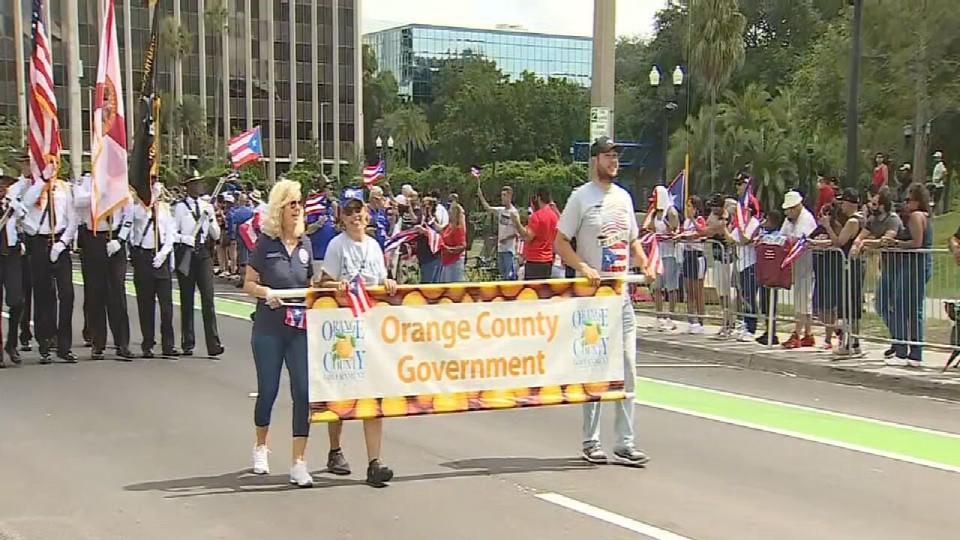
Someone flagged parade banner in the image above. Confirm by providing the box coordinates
[306,279,628,422]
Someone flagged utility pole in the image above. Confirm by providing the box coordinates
[124,0,135,146]
[845,0,863,187]
[912,0,930,182]
[589,0,616,179]
[311,0,319,144]
[14,0,27,147]
[266,0,277,181]
[245,0,253,130]
[332,0,341,182]
[64,0,83,179]
[289,0,298,165]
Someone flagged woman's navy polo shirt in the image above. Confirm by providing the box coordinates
[250,234,314,333]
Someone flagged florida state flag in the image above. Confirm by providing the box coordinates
[91,0,129,222]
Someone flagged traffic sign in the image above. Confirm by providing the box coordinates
[590,106,611,143]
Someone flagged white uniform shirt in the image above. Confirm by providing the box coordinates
[173,196,221,245]
[1,177,32,247]
[20,179,78,244]
[72,174,134,239]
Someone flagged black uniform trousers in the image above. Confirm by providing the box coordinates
[78,227,130,352]
[131,246,175,353]
[19,241,32,346]
[176,244,221,354]
[0,248,24,352]
[27,234,74,355]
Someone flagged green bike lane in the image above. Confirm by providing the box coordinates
[76,270,960,474]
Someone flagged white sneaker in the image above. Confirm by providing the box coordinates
[663,318,677,331]
[289,459,314,488]
[734,321,745,335]
[252,445,270,475]
[738,331,755,342]
[689,323,705,335]
[656,318,667,332]
[884,357,910,367]
[907,359,922,368]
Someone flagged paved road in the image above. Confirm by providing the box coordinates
[1,280,959,539]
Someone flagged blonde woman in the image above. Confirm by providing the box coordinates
[243,180,317,487]
[319,190,398,488]
[439,201,467,283]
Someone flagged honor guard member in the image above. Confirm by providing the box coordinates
[21,169,79,364]
[173,172,224,357]
[13,154,34,353]
[0,172,28,367]
[130,181,179,358]
[74,174,136,361]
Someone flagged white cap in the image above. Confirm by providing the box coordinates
[222,192,235,203]
[369,186,384,197]
[781,190,803,210]
[933,151,943,158]
[401,184,414,196]
[900,163,912,171]
[394,194,408,206]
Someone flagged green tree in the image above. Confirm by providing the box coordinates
[688,0,746,190]
[204,0,229,149]
[362,45,400,161]
[384,105,432,168]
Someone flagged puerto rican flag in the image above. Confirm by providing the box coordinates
[470,166,481,179]
[640,232,664,275]
[228,126,264,169]
[383,228,420,254]
[781,235,808,269]
[284,307,307,330]
[303,192,328,218]
[362,160,385,186]
[347,276,374,318]
[734,178,761,228]
[238,211,262,251]
[422,226,441,254]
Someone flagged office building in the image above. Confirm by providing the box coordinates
[0,0,362,180]
[363,23,592,102]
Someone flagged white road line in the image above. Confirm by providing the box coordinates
[637,376,960,440]
[634,399,960,475]
[535,492,694,540]
[637,363,731,368]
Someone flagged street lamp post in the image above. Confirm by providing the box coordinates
[649,65,684,184]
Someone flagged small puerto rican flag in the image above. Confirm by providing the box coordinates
[284,306,308,330]
[362,160,386,186]
[470,166,481,180]
[347,276,374,318]
[781,235,808,269]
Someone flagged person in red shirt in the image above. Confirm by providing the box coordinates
[512,187,559,280]
[871,153,889,193]
[814,173,835,216]
[438,201,467,283]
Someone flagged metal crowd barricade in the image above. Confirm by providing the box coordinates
[852,247,960,367]
[634,238,732,333]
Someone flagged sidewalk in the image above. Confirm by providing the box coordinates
[635,314,960,401]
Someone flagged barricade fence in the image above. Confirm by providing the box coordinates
[635,240,960,363]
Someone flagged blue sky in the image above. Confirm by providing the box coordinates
[362,0,661,39]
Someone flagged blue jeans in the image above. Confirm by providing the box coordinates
[875,264,897,343]
[419,257,441,284]
[738,265,759,333]
[251,328,310,437]
[497,251,516,280]
[439,259,466,283]
[583,294,636,451]
[891,255,931,359]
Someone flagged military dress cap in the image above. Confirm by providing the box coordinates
[181,169,205,185]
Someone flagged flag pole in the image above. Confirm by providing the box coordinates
[683,153,690,210]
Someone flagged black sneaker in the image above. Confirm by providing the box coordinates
[611,447,650,468]
[581,446,608,464]
[366,459,394,488]
[5,344,21,365]
[326,448,351,476]
[58,351,79,364]
[91,349,105,361]
[883,347,897,359]
[755,333,779,346]
[142,350,155,359]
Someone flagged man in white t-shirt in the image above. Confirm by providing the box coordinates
[780,190,818,349]
[932,151,948,214]
[478,183,520,280]
[555,137,655,468]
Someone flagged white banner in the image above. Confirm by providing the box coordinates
[307,295,625,403]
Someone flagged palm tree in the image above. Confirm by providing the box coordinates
[159,16,193,167]
[179,95,207,168]
[384,106,432,168]
[689,0,746,191]
[205,0,229,149]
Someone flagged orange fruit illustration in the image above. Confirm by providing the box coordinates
[402,291,428,305]
[433,392,469,413]
[422,286,446,301]
[327,400,356,417]
[477,284,500,301]
[549,281,571,296]
[573,281,597,297]
[381,396,408,417]
[312,297,340,310]
[460,293,475,303]
[564,384,588,403]
[538,385,563,405]
[583,323,601,345]
[499,283,524,299]
[334,336,354,358]
[354,399,380,419]
[438,297,454,304]
[596,286,617,297]
[516,288,540,301]
[585,382,611,396]
[416,394,435,408]
[480,389,516,409]
[444,286,466,302]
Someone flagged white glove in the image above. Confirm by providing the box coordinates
[49,241,65,263]
[181,234,196,247]
[264,288,283,309]
[106,239,122,257]
[152,252,167,269]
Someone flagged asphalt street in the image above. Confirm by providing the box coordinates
[1,277,959,539]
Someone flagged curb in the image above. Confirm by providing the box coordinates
[637,335,960,402]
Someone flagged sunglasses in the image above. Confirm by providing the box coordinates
[342,205,364,216]
[286,200,303,209]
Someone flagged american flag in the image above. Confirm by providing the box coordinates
[470,166,481,179]
[362,160,385,186]
[781,235,808,269]
[346,276,374,318]
[28,0,61,183]
[640,232,664,275]
[227,126,264,169]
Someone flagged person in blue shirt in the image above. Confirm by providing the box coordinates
[305,176,338,268]
[367,186,390,248]
[230,193,255,283]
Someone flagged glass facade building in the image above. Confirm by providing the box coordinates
[0,0,359,169]
[364,24,592,102]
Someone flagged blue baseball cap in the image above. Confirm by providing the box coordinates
[341,188,364,207]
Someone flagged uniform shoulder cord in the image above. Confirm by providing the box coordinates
[152,205,159,254]
[47,181,56,246]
